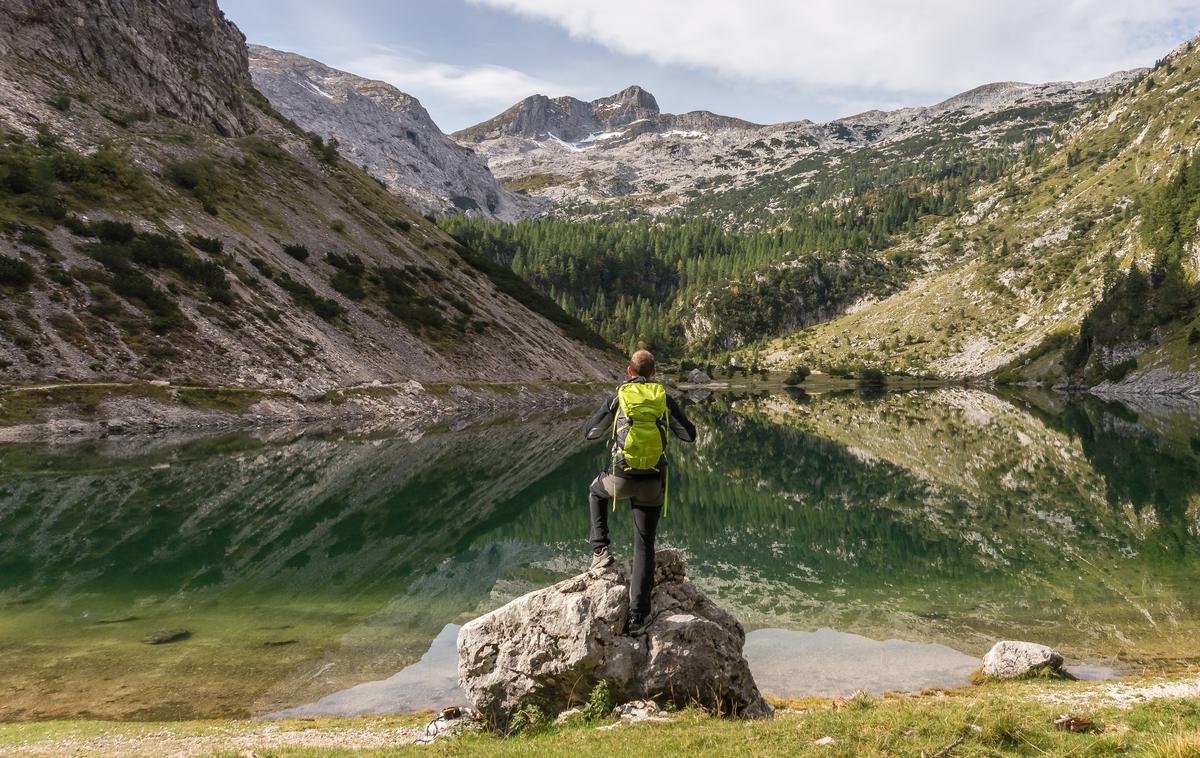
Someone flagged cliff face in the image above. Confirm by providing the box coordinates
[0,0,255,136]
[248,45,540,221]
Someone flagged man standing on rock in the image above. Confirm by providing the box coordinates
[583,349,696,635]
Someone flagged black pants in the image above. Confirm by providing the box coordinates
[588,473,663,621]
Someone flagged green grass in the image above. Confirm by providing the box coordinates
[0,384,170,425]
[2,679,1198,756]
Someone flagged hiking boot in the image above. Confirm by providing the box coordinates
[589,546,615,572]
[625,615,649,636]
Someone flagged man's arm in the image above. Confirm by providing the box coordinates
[584,393,618,440]
[665,395,696,442]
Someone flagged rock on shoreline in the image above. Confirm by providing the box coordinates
[457,549,772,728]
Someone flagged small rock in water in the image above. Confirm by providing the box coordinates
[144,629,192,645]
[982,640,1067,679]
[95,616,139,625]
[264,639,298,647]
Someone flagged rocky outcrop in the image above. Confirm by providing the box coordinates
[248,46,538,220]
[0,0,255,136]
[1092,367,1200,397]
[982,641,1067,679]
[457,550,771,727]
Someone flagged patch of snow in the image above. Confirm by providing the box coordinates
[661,129,709,140]
[305,79,335,100]
[579,130,627,143]
[547,134,593,153]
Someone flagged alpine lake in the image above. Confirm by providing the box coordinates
[2,387,1198,721]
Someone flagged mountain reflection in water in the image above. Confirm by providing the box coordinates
[0,389,1197,720]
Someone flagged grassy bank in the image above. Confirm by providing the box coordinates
[2,676,1198,757]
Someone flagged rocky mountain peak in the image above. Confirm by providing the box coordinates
[248,45,539,220]
[0,0,255,136]
[591,85,661,130]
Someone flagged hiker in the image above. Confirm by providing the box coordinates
[583,349,696,634]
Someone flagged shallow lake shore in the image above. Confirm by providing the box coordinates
[0,379,607,442]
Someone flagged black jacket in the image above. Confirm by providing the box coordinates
[583,378,696,477]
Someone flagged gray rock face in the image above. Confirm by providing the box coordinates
[982,641,1065,679]
[687,368,713,384]
[457,550,771,727]
[248,45,539,221]
[455,84,755,145]
[0,0,254,136]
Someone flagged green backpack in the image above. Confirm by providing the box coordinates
[611,380,669,473]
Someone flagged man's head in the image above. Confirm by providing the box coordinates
[627,349,656,379]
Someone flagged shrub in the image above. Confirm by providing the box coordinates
[325,252,364,275]
[164,158,223,214]
[63,215,93,236]
[0,255,34,287]
[857,367,886,386]
[783,365,811,385]
[35,125,61,148]
[388,217,412,232]
[90,219,136,243]
[48,92,71,112]
[1189,328,1200,345]
[277,273,343,321]
[330,270,365,300]
[507,703,548,736]
[110,270,184,332]
[309,134,339,165]
[282,243,310,262]
[579,680,612,723]
[185,233,223,254]
[1104,358,1138,383]
[17,226,50,249]
[330,219,346,234]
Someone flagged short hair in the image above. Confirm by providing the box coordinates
[629,349,655,378]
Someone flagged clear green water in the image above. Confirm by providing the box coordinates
[1,388,1198,720]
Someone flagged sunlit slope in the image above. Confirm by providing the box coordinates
[762,39,1200,379]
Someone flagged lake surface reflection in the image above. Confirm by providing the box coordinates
[1,388,1197,719]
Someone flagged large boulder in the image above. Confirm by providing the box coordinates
[457,550,771,727]
[982,641,1067,679]
[686,368,713,384]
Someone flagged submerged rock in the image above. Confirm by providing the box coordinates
[457,549,771,727]
[982,641,1066,679]
[143,629,192,645]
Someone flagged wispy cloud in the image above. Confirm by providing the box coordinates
[337,49,569,108]
[468,0,1200,95]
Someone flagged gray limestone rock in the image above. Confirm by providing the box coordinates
[981,641,1066,679]
[248,45,539,221]
[0,0,255,136]
[457,549,771,728]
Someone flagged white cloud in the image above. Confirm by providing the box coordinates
[337,50,568,107]
[467,0,1200,95]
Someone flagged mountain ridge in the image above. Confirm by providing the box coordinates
[453,71,1140,217]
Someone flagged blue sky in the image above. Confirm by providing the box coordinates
[220,0,1200,133]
